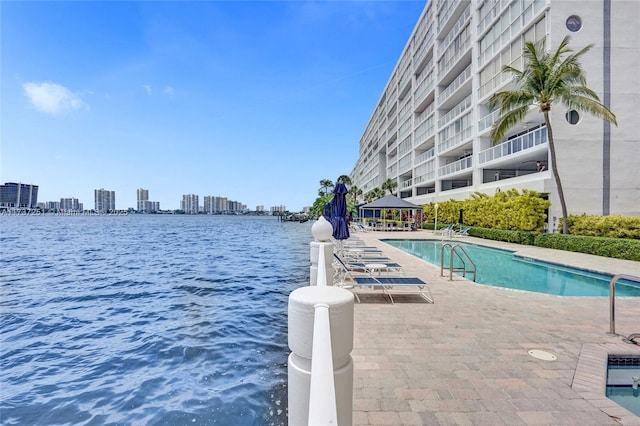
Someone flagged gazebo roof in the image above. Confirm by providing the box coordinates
[360,194,421,209]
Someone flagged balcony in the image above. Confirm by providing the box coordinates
[438,118,473,153]
[438,34,471,77]
[438,156,473,177]
[400,178,413,189]
[415,148,435,165]
[398,154,412,174]
[439,64,471,105]
[478,109,500,133]
[440,4,471,55]
[479,126,548,164]
[438,94,472,129]
[414,170,436,185]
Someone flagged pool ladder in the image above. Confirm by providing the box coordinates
[440,243,476,282]
[608,273,640,344]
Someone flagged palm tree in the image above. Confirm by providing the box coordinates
[381,178,397,195]
[349,185,363,205]
[319,179,334,194]
[336,175,352,186]
[364,190,376,203]
[490,36,617,234]
[310,192,333,216]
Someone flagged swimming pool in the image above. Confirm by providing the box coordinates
[607,356,640,416]
[383,239,640,297]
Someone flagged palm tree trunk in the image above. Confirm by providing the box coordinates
[543,111,569,234]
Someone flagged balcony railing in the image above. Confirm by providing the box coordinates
[401,178,413,189]
[438,120,473,153]
[438,33,471,76]
[438,94,472,128]
[415,148,435,164]
[438,156,473,177]
[414,73,434,105]
[439,64,471,104]
[398,154,412,174]
[414,169,436,184]
[437,0,457,31]
[478,109,500,133]
[479,126,548,164]
[440,4,471,54]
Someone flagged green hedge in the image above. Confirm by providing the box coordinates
[468,227,537,245]
[420,225,639,260]
[535,234,640,261]
[563,214,640,239]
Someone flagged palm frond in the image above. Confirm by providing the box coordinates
[561,94,618,125]
[490,104,530,143]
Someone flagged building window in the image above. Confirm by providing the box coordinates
[566,110,580,125]
[566,15,582,32]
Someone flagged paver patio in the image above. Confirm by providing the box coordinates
[347,229,640,425]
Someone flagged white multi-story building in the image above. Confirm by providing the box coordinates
[137,188,149,212]
[350,0,639,231]
[137,188,159,213]
[181,194,199,214]
[271,205,287,215]
[60,197,82,212]
[94,188,116,213]
[203,195,228,214]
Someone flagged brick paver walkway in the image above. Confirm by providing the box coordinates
[347,230,640,425]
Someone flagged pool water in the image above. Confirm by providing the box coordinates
[607,356,640,416]
[383,239,640,297]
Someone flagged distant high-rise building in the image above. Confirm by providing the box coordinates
[44,201,60,210]
[181,194,199,214]
[136,188,159,213]
[256,205,265,212]
[0,182,38,209]
[94,188,116,212]
[203,196,218,214]
[60,198,82,212]
[137,188,149,212]
[270,205,286,214]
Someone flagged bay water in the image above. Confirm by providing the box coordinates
[1,214,313,425]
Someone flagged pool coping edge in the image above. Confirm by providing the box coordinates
[573,342,640,425]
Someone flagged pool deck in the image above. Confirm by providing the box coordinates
[346,229,640,425]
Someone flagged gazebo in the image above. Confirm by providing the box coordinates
[358,195,422,231]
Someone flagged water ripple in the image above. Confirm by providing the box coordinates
[1,215,310,425]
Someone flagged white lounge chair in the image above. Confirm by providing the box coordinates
[352,276,434,304]
[434,223,454,236]
[454,227,470,237]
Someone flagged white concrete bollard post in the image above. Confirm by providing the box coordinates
[288,285,354,426]
[310,216,335,286]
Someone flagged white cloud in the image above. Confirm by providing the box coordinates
[23,82,89,115]
[143,84,153,96]
[163,86,175,98]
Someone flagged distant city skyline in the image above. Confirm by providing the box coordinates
[4,180,286,212]
[1,2,425,212]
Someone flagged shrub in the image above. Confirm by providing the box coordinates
[421,189,549,232]
[535,234,640,261]
[563,214,640,239]
[467,226,536,245]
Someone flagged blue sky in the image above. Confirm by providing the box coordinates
[1,1,426,211]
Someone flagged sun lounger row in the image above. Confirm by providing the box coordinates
[332,239,433,304]
[434,224,470,238]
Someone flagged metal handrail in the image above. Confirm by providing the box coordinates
[609,273,640,335]
[440,243,476,282]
